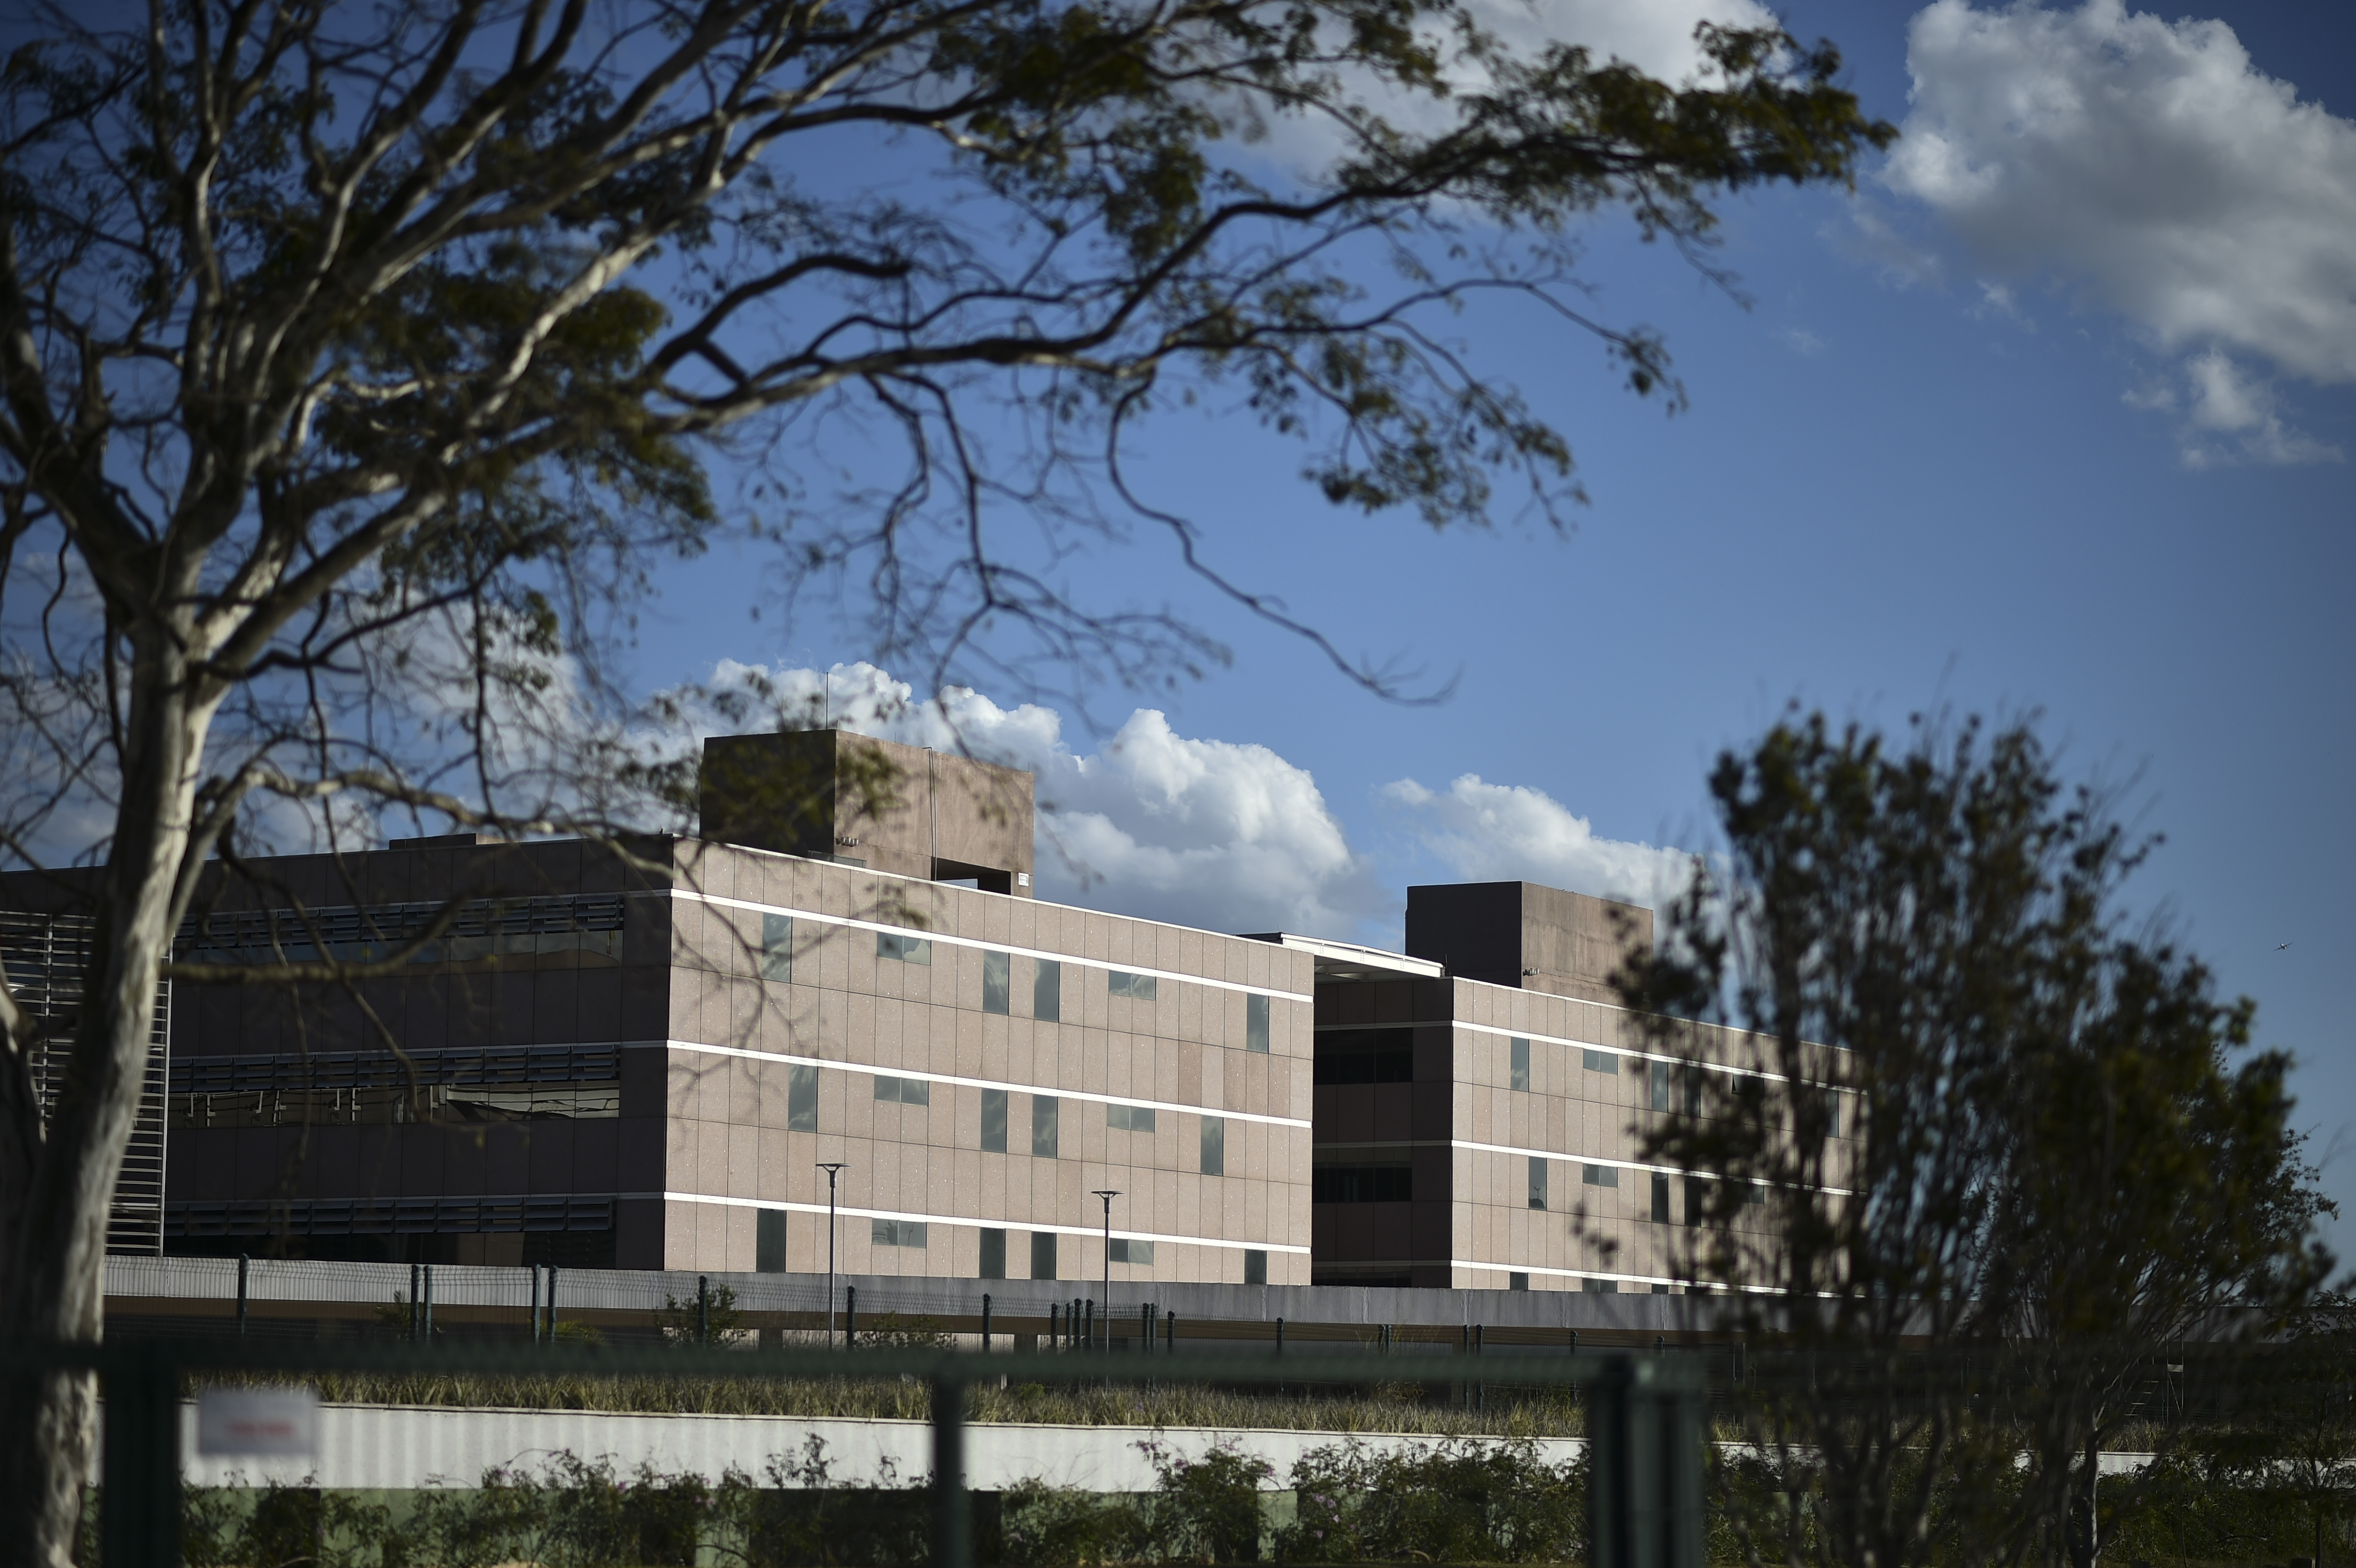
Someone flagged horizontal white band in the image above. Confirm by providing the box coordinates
[650,1190,1310,1255]
[663,1038,1311,1131]
[667,889,1303,1002]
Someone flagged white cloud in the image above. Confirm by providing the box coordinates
[1464,0,1777,87]
[2177,349,2345,468]
[1777,327,1826,356]
[1381,774,1694,909]
[688,661,1391,938]
[1887,0,2356,390]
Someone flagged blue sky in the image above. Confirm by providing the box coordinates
[619,0,2356,1255]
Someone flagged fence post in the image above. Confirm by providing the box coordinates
[236,1254,249,1337]
[409,1262,421,1342]
[102,1343,180,1568]
[422,1264,434,1344]
[1165,1312,1177,1354]
[1588,1356,1706,1568]
[698,1275,710,1346]
[548,1266,560,1346]
[530,1265,542,1347]
[932,1374,971,1568]
[845,1285,857,1348]
[981,1293,992,1353]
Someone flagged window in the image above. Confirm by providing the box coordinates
[1313,1029,1413,1083]
[1581,1048,1619,1075]
[757,1209,787,1273]
[761,914,793,983]
[1034,958,1062,1022]
[873,1075,931,1106]
[1314,1164,1413,1203]
[1744,1183,1767,1206]
[1110,1238,1155,1265]
[982,951,1011,1015]
[1582,1163,1619,1188]
[1107,1102,1156,1132]
[1510,1037,1530,1091]
[1651,1282,1671,1295]
[980,1228,1007,1279]
[979,1088,1008,1153]
[1684,1065,1704,1117]
[1825,1089,1843,1138]
[876,931,933,965]
[1030,1230,1058,1279]
[1649,1060,1672,1113]
[1032,1094,1059,1158]
[1509,1272,1530,1291]
[1200,1116,1225,1176]
[787,1064,818,1132]
[1650,1171,1672,1223]
[1108,970,1157,1001]
[872,1218,929,1247]
[1243,1249,1268,1285]
[1246,994,1270,1053]
[1528,1155,1549,1210]
[1583,1276,1618,1294]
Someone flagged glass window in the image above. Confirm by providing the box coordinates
[1649,1059,1672,1112]
[982,951,1011,1014]
[871,1218,928,1247]
[760,913,793,983]
[757,1209,787,1273]
[1031,1094,1059,1158]
[1200,1115,1225,1176]
[1685,1175,1709,1226]
[1243,1249,1268,1285]
[1744,1183,1767,1206]
[1826,1089,1843,1138]
[1528,1155,1548,1210]
[981,1088,1008,1153]
[786,1064,818,1132]
[980,1228,1007,1279]
[1581,1163,1620,1188]
[1651,1171,1672,1223]
[1509,1272,1530,1291]
[876,930,933,964]
[1108,970,1157,1001]
[1030,1230,1058,1280]
[1313,1164,1413,1203]
[1582,1276,1618,1294]
[1510,1037,1530,1091]
[1109,1238,1155,1265]
[1034,958,1062,1022]
[1581,1048,1619,1075]
[873,1075,931,1106]
[1245,994,1270,1053]
[1107,1102,1156,1132]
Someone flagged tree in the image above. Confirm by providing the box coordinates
[0,1,1891,1558]
[1617,712,2332,1568]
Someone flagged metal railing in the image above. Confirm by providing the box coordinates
[6,1336,1706,1568]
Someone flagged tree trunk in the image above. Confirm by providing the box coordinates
[0,634,211,1568]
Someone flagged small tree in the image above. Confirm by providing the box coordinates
[1619,712,2332,1568]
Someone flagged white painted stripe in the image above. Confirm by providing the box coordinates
[1449,1137,1851,1198]
[1448,1259,1781,1295]
[649,1190,1310,1256]
[662,1038,1311,1131]
[667,889,1305,1000]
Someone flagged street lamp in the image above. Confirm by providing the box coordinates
[1092,1189,1120,1355]
[818,1162,847,1348]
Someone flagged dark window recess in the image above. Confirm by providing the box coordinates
[1528,1155,1549,1210]
[1651,1171,1673,1223]
[175,894,625,965]
[1509,1272,1530,1291]
[982,951,1011,1015]
[757,1209,787,1272]
[761,914,794,983]
[1313,1029,1414,1084]
[981,1088,1008,1153]
[787,1064,818,1132]
[1032,1095,1060,1158]
[980,1228,1007,1279]
[1034,959,1062,1023]
[1510,1037,1530,1091]
[1650,1059,1672,1113]
[1030,1230,1058,1280]
[1246,994,1271,1053]
[1313,1164,1414,1204]
[1243,1249,1268,1285]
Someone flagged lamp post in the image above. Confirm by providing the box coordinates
[818,1162,847,1348]
[1092,1189,1120,1355]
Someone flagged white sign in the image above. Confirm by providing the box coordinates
[195,1386,319,1457]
